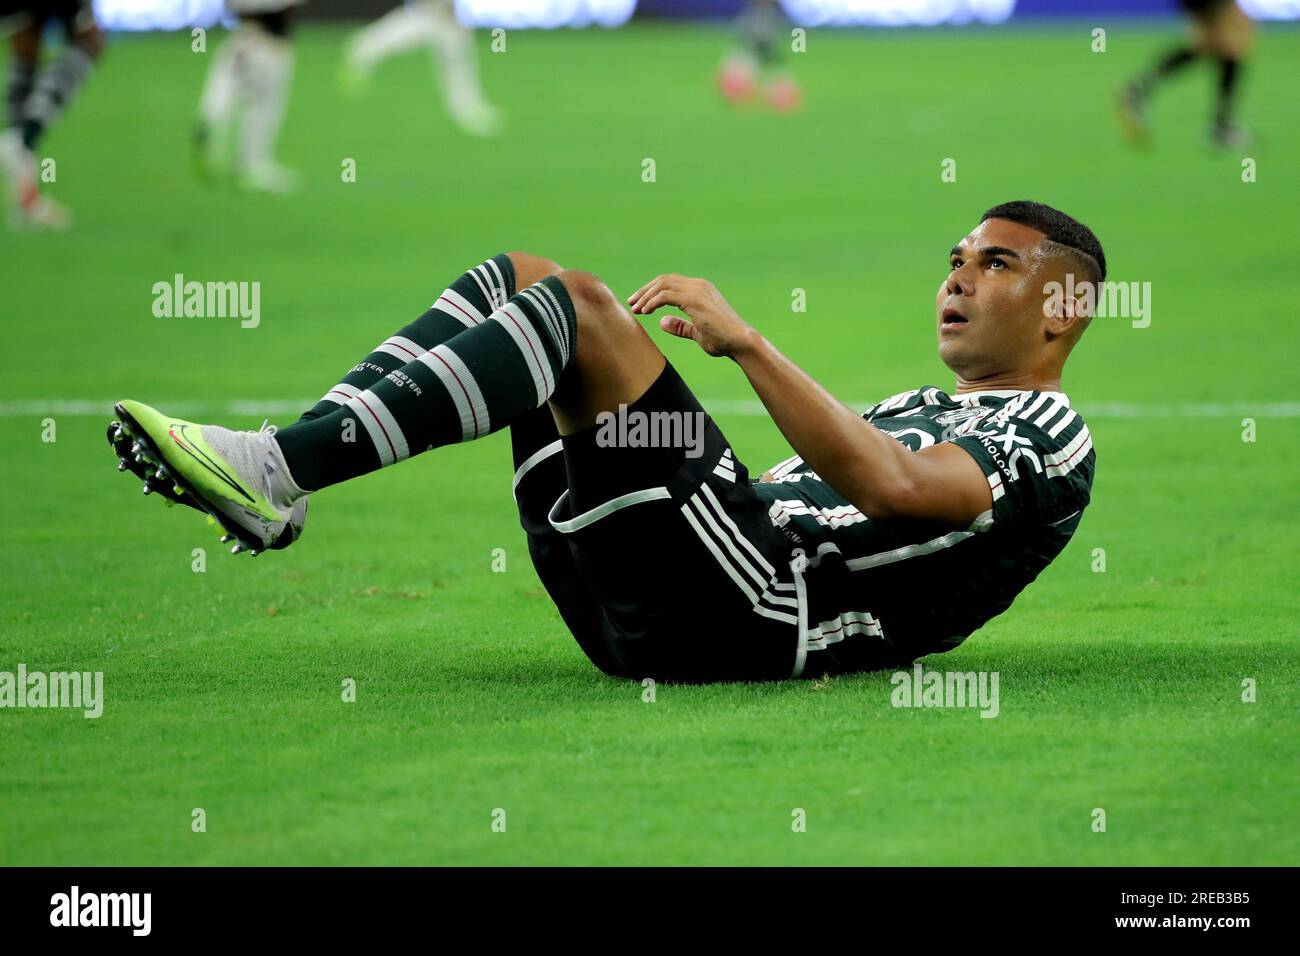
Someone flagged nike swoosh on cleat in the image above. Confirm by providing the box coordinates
[168,424,258,506]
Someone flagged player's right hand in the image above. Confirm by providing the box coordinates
[626,273,758,359]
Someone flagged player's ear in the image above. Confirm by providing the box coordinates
[1045,280,1094,339]
[1045,297,1080,338]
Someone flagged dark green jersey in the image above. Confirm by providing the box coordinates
[750,386,1095,657]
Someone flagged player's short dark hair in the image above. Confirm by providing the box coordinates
[980,200,1106,284]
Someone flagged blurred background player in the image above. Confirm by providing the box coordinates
[0,0,103,228]
[193,1,304,193]
[716,0,800,113]
[1117,0,1254,149]
[342,0,502,137]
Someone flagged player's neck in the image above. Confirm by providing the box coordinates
[952,370,1062,395]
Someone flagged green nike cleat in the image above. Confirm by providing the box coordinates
[108,419,201,511]
[110,400,308,556]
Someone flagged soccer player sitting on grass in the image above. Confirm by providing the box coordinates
[108,200,1101,683]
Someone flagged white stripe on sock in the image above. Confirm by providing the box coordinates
[319,381,362,406]
[483,258,510,310]
[344,389,409,465]
[492,302,551,405]
[519,286,569,367]
[435,287,485,328]
[418,344,489,440]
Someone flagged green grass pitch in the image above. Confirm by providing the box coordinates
[1,20,1297,866]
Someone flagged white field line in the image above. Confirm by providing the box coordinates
[3,400,1300,419]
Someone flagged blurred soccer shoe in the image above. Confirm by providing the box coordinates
[110,401,308,555]
[339,59,371,99]
[765,74,802,113]
[1210,121,1253,150]
[448,100,504,137]
[0,129,71,230]
[10,191,71,230]
[1114,84,1151,146]
[717,54,757,106]
[238,162,302,195]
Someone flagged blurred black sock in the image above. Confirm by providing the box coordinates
[1132,46,1198,95]
[5,57,37,129]
[1214,57,1241,128]
[19,44,95,150]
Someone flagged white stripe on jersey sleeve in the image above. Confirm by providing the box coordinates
[767,454,805,480]
[1034,396,1070,429]
[1044,425,1092,478]
[870,389,920,416]
[1017,393,1052,422]
[1047,408,1078,438]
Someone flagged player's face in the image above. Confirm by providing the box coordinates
[935,218,1054,381]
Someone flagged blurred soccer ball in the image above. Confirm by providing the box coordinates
[765,75,802,113]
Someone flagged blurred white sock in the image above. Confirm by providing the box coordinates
[197,26,248,164]
[426,3,502,136]
[237,28,296,188]
[348,2,440,75]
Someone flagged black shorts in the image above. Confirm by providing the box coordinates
[511,362,914,683]
[0,0,92,29]
[1179,0,1230,16]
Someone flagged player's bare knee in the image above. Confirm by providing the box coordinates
[559,271,659,376]
[547,271,664,427]
[507,251,564,289]
[558,270,620,320]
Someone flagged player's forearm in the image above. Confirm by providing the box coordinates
[731,333,916,517]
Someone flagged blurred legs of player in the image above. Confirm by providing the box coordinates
[343,0,502,137]
[1118,0,1253,149]
[716,0,800,113]
[194,1,303,193]
[0,0,103,229]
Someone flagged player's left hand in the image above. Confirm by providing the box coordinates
[627,274,757,358]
